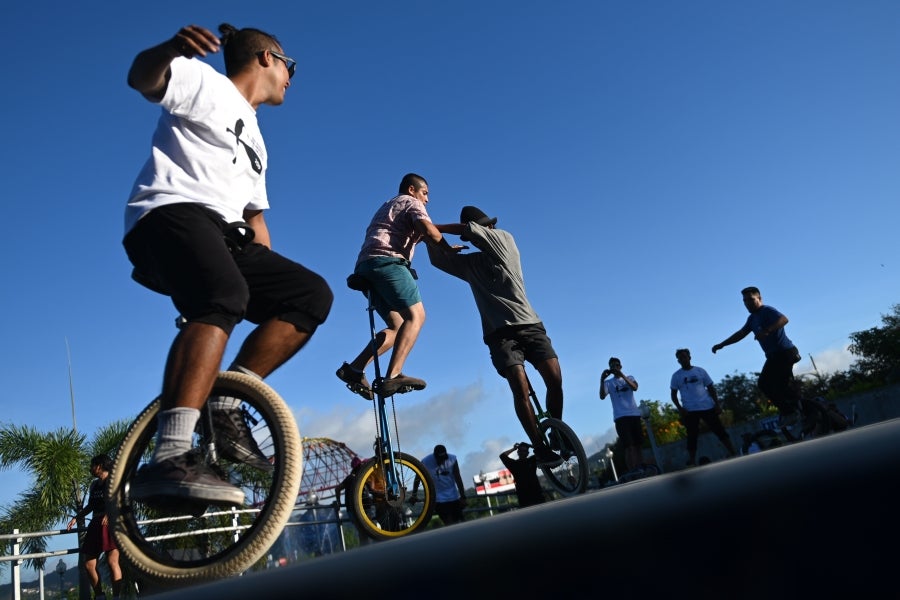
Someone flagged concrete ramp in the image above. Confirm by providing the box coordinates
[153,418,900,598]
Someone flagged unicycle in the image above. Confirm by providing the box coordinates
[106,370,302,586]
[344,273,436,540]
[528,379,589,497]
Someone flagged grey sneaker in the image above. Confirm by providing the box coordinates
[376,374,426,396]
[336,362,374,400]
[130,451,245,507]
[212,407,274,472]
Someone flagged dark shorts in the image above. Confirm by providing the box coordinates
[123,203,333,335]
[81,517,117,557]
[354,256,421,322]
[435,500,465,525]
[683,408,730,446]
[484,323,557,375]
[615,415,644,447]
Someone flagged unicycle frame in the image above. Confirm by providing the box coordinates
[344,273,435,539]
[361,284,405,499]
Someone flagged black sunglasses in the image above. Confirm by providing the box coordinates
[266,50,296,79]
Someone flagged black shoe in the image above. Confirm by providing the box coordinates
[130,451,245,508]
[336,362,374,400]
[212,407,274,472]
[534,444,563,468]
[376,374,426,396]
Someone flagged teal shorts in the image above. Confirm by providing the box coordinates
[355,256,422,321]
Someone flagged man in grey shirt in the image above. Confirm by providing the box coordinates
[428,206,564,466]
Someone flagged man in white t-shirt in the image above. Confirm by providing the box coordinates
[670,349,737,466]
[599,357,644,472]
[122,23,333,506]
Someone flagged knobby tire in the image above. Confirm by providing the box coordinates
[106,371,302,587]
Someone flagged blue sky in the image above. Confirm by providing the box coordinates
[2,0,899,572]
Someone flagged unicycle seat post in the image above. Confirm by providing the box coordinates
[346,273,384,385]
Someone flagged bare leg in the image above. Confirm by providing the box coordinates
[161,322,228,410]
[107,548,122,593]
[503,364,542,446]
[233,317,312,378]
[347,312,402,372]
[83,557,100,594]
[534,357,563,420]
[384,302,425,379]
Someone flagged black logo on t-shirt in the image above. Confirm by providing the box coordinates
[227,119,262,174]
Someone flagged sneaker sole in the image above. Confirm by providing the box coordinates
[344,382,374,400]
[377,382,427,396]
[130,480,245,507]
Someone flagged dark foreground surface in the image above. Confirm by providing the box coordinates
[150,419,900,599]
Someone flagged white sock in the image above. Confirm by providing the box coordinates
[152,407,200,462]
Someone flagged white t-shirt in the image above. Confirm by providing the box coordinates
[600,376,641,419]
[125,57,269,234]
[670,366,716,411]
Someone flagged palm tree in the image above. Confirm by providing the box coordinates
[0,420,129,581]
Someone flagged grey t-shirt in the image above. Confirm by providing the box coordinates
[427,222,540,336]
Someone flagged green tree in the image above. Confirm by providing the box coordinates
[0,420,129,573]
[848,303,900,385]
[638,399,684,445]
[716,372,769,421]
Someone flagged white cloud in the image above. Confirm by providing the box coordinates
[795,344,855,378]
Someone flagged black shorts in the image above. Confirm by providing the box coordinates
[484,323,557,375]
[123,203,333,335]
[615,415,644,447]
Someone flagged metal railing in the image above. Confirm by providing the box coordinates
[2,494,518,599]
[1,527,80,600]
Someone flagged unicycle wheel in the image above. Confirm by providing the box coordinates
[538,418,588,497]
[106,371,302,586]
[349,453,435,540]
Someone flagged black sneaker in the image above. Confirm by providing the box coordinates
[336,362,374,400]
[212,407,274,472]
[129,452,245,507]
[376,374,426,396]
[534,444,563,468]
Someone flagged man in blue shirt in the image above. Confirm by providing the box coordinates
[712,286,803,424]
[411,445,467,525]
